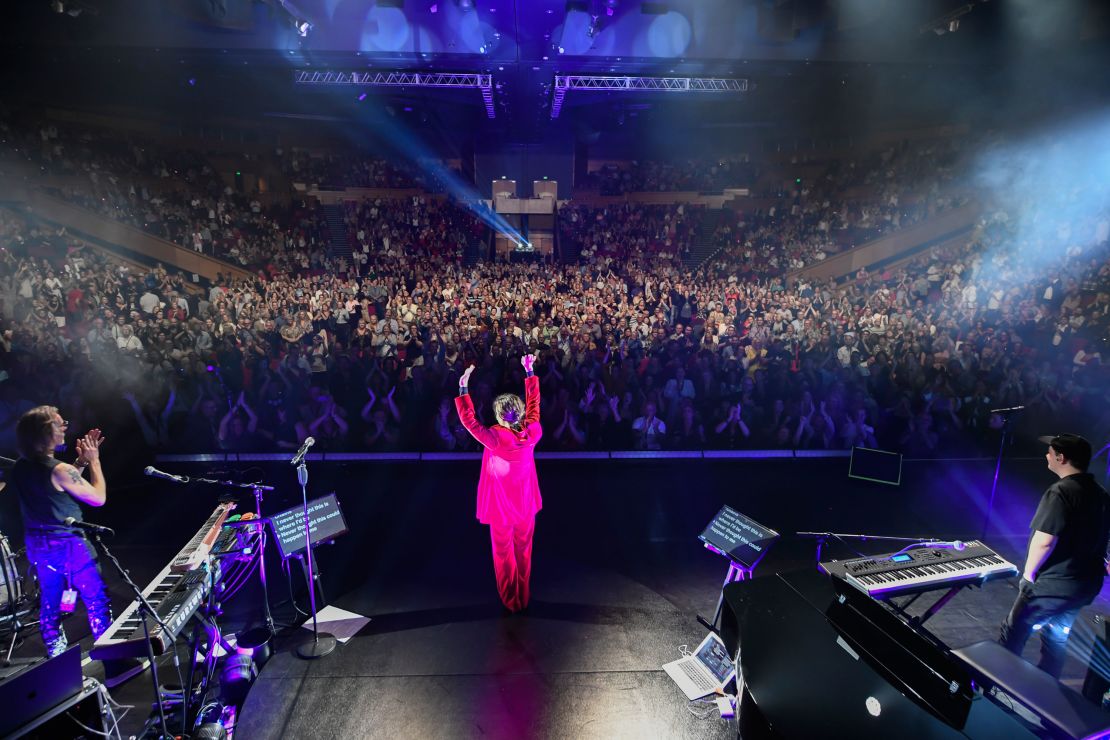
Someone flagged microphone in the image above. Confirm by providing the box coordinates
[989,405,1025,414]
[929,540,967,551]
[144,466,190,484]
[290,437,316,466]
[64,517,115,537]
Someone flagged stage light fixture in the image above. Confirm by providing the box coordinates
[920,2,977,36]
[456,0,474,10]
[296,19,312,37]
[219,653,257,704]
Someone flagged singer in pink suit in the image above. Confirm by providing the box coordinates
[455,354,543,612]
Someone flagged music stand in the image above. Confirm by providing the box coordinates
[697,506,779,632]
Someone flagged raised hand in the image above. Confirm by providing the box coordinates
[521,353,537,373]
[76,428,105,465]
[460,364,476,387]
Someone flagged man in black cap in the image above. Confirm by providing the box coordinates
[999,433,1110,678]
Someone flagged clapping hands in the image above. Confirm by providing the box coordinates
[76,428,104,466]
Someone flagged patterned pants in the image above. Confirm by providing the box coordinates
[25,533,112,657]
[489,517,535,612]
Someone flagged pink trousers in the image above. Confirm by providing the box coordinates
[489,517,535,612]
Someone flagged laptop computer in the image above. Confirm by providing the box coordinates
[0,643,84,738]
[663,632,736,700]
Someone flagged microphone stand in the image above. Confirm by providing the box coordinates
[981,408,1020,541]
[797,531,940,566]
[91,532,173,740]
[294,458,335,659]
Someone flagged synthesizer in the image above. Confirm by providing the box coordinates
[91,505,237,661]
[819,540,1017,598]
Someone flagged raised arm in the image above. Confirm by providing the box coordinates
[455,364,498,448]
[56,430,107,507]
[521,353,540,425]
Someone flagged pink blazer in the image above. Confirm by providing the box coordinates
[455,375,543,526]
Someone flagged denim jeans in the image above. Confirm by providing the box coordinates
[25,532,112,657]
[999,578,1093,679]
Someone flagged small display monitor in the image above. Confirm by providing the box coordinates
[270,492,348,559]
[849,446,903,486]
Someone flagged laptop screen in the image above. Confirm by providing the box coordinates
[697,637,734,682]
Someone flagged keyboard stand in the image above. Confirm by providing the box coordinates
[909,585,966,627]
[886,578,989,629]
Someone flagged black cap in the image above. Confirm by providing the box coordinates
[1038,433,1092,469]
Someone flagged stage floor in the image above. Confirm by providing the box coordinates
[237,539,742,740]
[235,536,1110,740]
[5,457,1109,737]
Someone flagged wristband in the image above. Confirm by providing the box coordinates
[525,370,534,378]
[459,386,469,396]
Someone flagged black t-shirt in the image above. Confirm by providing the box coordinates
[1029,472,1110,597]
[11,456,82,531]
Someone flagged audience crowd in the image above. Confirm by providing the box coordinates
[1,119,1108,464]
[587,156,759,195]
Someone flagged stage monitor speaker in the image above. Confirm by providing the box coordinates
[848,446,902,486]
[1082,613,1110,707]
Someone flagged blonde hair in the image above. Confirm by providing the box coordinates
[16,405,58,458]
[493,394,525,432]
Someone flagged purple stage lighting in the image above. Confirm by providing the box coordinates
[358,92,367,101]
[187,78,197,87]
[206,365,215,372]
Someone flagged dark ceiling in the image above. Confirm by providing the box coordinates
[3,0,1109,150]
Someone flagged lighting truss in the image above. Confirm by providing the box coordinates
[550,74,747,118]
[293,70,496,118]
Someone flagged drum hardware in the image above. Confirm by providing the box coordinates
[1,532,38,666]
